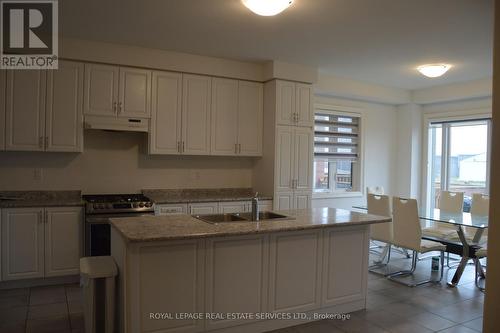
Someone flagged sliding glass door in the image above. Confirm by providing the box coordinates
[427,119,491,212]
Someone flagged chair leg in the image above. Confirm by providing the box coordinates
[369,245,394,276]
[475,259,486,292]
[387,250,443,287]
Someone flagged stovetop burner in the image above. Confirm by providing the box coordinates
[83,194,150,203]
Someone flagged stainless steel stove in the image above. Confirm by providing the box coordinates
[83,194,155,256]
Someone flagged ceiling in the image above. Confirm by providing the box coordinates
[60,0,494,90]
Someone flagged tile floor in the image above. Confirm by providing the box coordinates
[270,250,486,333]
[0,283,83,333]
[0,251,485,333]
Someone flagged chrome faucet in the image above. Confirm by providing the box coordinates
[251,192,259,221]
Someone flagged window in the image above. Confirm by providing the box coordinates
[427,119,491,211]
[313,112,361,194]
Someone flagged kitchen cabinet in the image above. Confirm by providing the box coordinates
[1,208,45,280]
[5,70,46,151]
[155,203,188,216]
[0,70,5,150]
[274,126,313,210]
[188,202,218,215]
[211,79,263,156]
[1,206,83,281]
[149,71,183,154]
[182,74,212,155]
[44,207,83,277]
[218,201,249,214]
[4,61,84,152]
[84,64,151,118]
[46,61,84,152]
[275,80,313,127]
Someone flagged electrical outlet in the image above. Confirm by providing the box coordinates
[34,168,42,181]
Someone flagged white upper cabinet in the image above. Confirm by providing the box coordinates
[84,64,119,117]
[119,67,151,118]
[0,70,5,150]
[276,80,295,126]
[295,83,314,127]
[211,78,239,156]
[276,80,313,127]
[149,71,183,154]
[182,74,212,155]
[294,126,314,190]
[238,81,263,156]
[5,70,46,151]
[46,60,84,152]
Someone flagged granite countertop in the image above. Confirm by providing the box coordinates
[0,191,84,208]
[143,188,273,204]
[110,207,391,243]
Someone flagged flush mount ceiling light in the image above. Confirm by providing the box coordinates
[242,0,294,16]
[417,64,452,78]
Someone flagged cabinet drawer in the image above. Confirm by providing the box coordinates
[156,204,188,216]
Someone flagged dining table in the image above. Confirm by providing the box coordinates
[353,205,488,287]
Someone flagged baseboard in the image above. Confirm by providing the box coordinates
[0,275,79,290]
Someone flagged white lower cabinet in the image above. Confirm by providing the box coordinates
[188,202,219,215]
[268,230,323,312]
[218,201,248,213]
[155,203,188,216]
[1,208,44,280]
[44,207,83,277]
[205,235,269,330]
[1,207,83,281]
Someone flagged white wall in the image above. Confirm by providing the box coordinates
[0,130,254,193]
[312,95,398,210]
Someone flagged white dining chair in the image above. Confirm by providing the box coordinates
[471,193,489,216]
[367,194,393,274]
[388,197,446,287]
[475,247,487,292]
[423,191,465,239]
[367,186,385,195]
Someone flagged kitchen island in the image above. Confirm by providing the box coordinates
[110,208,390,333]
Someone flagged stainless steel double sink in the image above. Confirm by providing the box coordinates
[194,211,293,224]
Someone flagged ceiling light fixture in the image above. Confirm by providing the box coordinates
[417,64,452,78]
[242,0,293,16]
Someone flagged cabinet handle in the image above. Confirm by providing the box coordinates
[45,137,49,148]
[235,143,238,154]
[118,102,122,113]
[38,136,44,148]
[113,102,117,113]
[177,141,180,153]
[238,144,241,154]
[45,211,48,223]
[182,141,185,153]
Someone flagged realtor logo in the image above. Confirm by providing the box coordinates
[1,0,58,69]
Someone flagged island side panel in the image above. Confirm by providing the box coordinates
[321,225,370,308]
[127,239,206,333]
[110,227,128,333]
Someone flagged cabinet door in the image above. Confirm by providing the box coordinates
[45,207,83,277]
[294,127,314,190]
[218,201,249,214]
[119,67,151,118]
[205,235,268,330]
[294,190,311,209]
[46,60,84,152]
[322,227,369,306]
[211,78,238,156]
[149,71,182,154]
[268,230,322,312]
[0,70,5,150]
[238,81,263,156]
[182,74,211,155]
[275,80,295,126]
[275,126,294,192]
[155,203,188,216]
[5,70,46,151]
[84,64,119,116]
[295,83,314,127]
[274,191,293,210]
[188,202,219,215]
[1,208,44,280]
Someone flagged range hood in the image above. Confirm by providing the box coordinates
[84,115,149,132]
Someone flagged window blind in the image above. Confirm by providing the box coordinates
[314,113,359,160]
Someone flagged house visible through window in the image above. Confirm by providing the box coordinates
[427,118,491,211]
[313,112,361,194]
